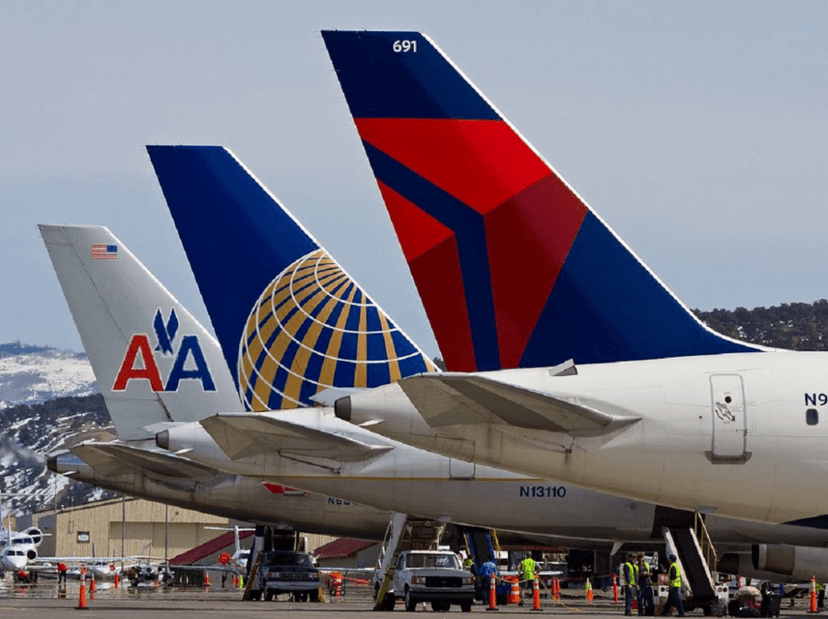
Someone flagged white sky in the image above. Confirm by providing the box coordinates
[1,1,827,355]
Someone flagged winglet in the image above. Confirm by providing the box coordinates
[323,30,762,372]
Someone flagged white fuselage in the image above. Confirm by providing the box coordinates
[160,378,828,549]
[1,548,29,572]
[342,350,828,525]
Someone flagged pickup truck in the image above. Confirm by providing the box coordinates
[254,550,320,602]
[391,550,475,612]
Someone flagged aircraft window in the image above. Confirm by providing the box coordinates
[807,408,819,426]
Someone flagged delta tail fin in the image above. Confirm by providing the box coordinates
[40,225,239,440]
[146,145,435,412]
[322,31,762,372]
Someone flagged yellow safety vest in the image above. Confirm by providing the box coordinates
[670,562,682,588]
[521,558,536,580]
[624,562,637,587]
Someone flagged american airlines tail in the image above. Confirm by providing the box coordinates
[146,145,434,412]
[322,31,762,372]
[40,225,240,441]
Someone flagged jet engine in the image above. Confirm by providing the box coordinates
[718,546,828,583]
[25,527,43,546]
[753,544,828,581]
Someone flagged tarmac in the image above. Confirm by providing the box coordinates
[0,581,819,619]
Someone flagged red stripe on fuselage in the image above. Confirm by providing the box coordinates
[377,181,452,262]
[355,118,549,215]
[485,174,588,369]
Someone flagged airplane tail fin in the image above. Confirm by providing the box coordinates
[322,31,761,372]
[40,225,240,441]
[146,145,434,412]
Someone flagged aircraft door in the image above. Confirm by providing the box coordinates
[709,374,747,462]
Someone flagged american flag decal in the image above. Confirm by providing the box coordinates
[91,244,118,259]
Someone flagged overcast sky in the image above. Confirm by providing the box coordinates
[2,1,827,355]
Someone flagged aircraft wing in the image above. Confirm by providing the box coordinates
[200,413,394,461]
[71,442,220,478]
[398,374,639,436]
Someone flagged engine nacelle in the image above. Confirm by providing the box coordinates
[26,548,37,561]
[25,528,43,546]
[753,544,828,582]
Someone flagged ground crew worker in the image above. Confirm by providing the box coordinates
[623,553,639,616]
[661,554,685,617]
[57,562,68,585]
[478,558,498,601]
[462,554,474,571]
[519,555,538,605]
[637,554,655,616]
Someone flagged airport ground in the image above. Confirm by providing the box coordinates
[0,581,820,619]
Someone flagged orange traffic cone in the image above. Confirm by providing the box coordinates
[586,578,594,605]
[810,576,818,613]
[77,580,88,610]
[532,575,542,611]
[114,572,120,589]
[486,575,499,612]
[612,573,619,604]
[203,572,210,591]
[89,576,96,595]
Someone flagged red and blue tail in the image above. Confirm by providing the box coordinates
[323,30,760,372]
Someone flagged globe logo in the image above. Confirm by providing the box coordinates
[237,249,433,411]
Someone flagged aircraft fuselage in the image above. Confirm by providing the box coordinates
[340,350,828,525]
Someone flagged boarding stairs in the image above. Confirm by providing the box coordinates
[663,516,718,609]
[462,527,499,570]
[372,512,446,610]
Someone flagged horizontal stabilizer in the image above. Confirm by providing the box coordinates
[201,413,394,461]
[398,374,639,436]
[71,442,220,479]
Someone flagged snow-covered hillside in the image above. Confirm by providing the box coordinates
[0,342,98,408]
[0,342,110,516]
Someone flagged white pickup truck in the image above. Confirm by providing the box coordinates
[391,550,475,612]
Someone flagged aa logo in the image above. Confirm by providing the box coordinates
[113,308,216,392]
